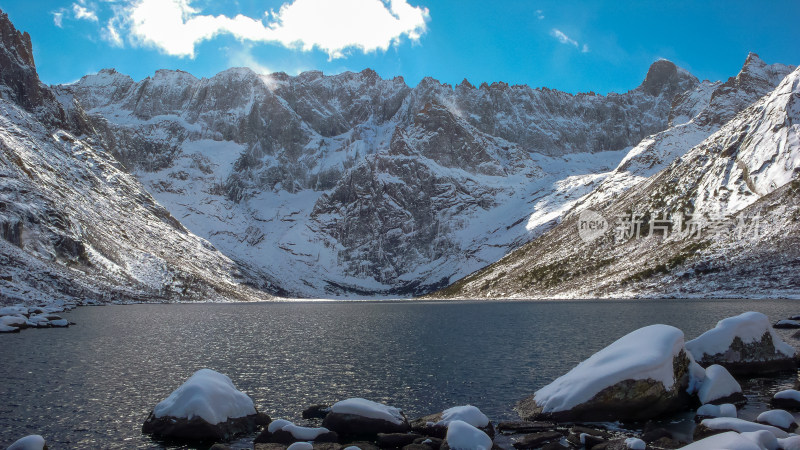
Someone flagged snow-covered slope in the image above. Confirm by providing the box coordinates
[58,54,699,297]
[553,54,794,225]
[435,66,800,299]
[0,9,268,305]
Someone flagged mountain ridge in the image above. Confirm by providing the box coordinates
[56,55,705,297]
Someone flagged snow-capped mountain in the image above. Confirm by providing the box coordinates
[0,10,269,305]
[436,65,800,299]
[57,56,699,297]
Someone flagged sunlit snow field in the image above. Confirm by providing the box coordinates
[2,299,800,448]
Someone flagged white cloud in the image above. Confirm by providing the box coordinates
[550,28,590,53]
[535,9,544,20]
[73,3,99,22]
[53,12,64,28]
[551,28,578,47]
[111,0,429,59]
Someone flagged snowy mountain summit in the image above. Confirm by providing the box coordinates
[55,49,719,297]
[0,7,796,301]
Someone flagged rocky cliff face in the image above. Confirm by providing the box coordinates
[57,54,701,296]
[435,66,800,299]
[0,9,268,305]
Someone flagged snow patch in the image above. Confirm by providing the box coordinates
[330,398,404,424]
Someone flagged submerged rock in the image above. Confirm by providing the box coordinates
[322,398,410,438]
[685,312,797,375]
[142,369,267,442]
[511,431,563,449]
[516,325,699,422]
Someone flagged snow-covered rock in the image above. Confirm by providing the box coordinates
[697,364,745,405]
[756,410,797,432]
[694,417,789,440]
[517,324,699,421]
[778,436,800,450]
[254,419,337,444]
[625,437,647,450]
[696,403,738,419]
[772,390,800,410]
[444,420,493,450]
[686,312,797,375]
[410,405,493,439]
[6,435,46,450]
[322,398,410,437]
[286,443,314,450]
[142,369,266,441]
[680,430,773,450]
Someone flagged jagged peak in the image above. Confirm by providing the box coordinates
[638,59,697,96]
[0,9,35,70]
[743,52,765,69]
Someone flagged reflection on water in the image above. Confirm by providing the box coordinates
[0,299,798,448]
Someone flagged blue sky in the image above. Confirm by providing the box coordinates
[2,0,799,94]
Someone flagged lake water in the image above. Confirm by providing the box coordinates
[2,299,800,449]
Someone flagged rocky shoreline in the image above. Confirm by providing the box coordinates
[7,310,800,450]
[0,303,78,333]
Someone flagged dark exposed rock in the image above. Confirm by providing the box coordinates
[497,421,557,434]
[412,437,443,449]
[254,428,338,444]
[303,404,332,420]
[402,445,430,450]
[323,412,411,439]
[511,431,564,449]
[141,411,261,442]
[377,432,424,448]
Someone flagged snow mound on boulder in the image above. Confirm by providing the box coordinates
[774,390,800,402]
[697,365,742,404]
[699,417,788,438]
[680,430,772,450]
[625,437,646,449]
[686,312,795,359]
[287,443,314,450]
[533,325,688,412]
[445,420,492,450]
[697,403,737,418]
[757,410,796,430]
[330,398,404,425]
[6,435,46,450]
[437,405,490,428]
[153,369,256,425]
